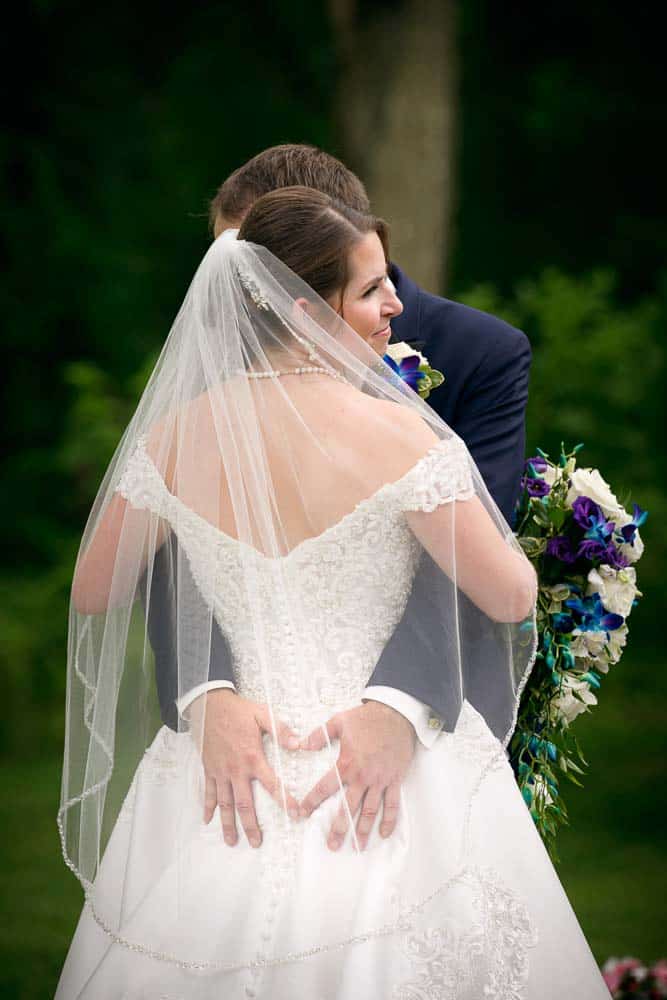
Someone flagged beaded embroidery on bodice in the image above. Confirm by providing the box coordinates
[117,434,475,801]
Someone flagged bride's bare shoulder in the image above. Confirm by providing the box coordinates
[347,392,441,448]
[337,392,444,485]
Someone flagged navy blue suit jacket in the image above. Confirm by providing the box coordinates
[388,265,530,523]
[146,264,531,730]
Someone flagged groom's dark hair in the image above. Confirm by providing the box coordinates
[209,144,371,228]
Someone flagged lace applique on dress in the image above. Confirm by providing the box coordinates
[394,920,485,998]
[471,869,539,1000]
[394,868,538,1000]
[393,435,475,512]
[116,436,170,514]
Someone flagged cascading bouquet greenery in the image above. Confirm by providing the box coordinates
[511,444,647,857]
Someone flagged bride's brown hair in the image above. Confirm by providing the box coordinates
[238,186,389,307]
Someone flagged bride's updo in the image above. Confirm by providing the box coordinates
[237,186,389,308]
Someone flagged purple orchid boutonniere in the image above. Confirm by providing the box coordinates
[383,342,445,400]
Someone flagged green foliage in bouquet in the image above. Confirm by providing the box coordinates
[511,443,647,859]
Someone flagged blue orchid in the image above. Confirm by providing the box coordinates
[563,593,624,633]
[619,502,648,545]
[551,612,575,633]
[584,511,615,545]
[383,352,427,392]
[580,670,602,689]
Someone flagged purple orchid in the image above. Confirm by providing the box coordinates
[571,495,601,527]
[525,456,548,474]
[571,496,617,563]
[576,538,608,562]
[521,475,551,498]
[603,543,631,570]
[546,535,578,564]
[521,456,551,497]
[563,593,624,633]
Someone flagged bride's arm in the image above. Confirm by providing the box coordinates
[71,430,174,615]
[71,495,170,615]
[394,410,536,624]
[406,497,536,623]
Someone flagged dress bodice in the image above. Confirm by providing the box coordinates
[117,434,474,799]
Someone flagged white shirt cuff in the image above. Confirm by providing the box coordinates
[176,680,236,721]
[362,685,442,748]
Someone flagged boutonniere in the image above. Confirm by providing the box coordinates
[383,342,445,401]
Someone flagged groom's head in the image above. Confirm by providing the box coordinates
[209,144,370,236]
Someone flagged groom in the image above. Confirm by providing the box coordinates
[147,144,531,852]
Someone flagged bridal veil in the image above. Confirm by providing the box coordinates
[58,226,538,969]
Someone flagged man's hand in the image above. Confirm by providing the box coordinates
[188,689,301,848]
[298,701,416,852]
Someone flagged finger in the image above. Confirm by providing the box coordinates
[255,760,301,820]
[379,781,401,839]
[300,716,341,752]
[203,773,218,825]
[217,779,238,846]
[255,706,300,751]
[231,778,262,848]
[299,765,345,818]
[356,784,383,849]
[327,783,365,852]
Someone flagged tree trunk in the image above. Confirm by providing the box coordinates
[330,0,458,294]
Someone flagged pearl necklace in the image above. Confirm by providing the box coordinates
[243,365,347,383]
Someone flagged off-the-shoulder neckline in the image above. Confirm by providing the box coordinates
[127,434,460,562]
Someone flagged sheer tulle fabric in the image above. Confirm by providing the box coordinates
[58,232,538,975]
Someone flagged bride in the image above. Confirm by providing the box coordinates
[56,187,610,998]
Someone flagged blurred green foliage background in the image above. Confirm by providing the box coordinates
[1,1,665,995]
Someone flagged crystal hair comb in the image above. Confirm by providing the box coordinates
[237,267,270,311]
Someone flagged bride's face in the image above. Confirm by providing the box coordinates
[334,232,403,355]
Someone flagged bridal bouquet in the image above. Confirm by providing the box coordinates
[510,444,647,857]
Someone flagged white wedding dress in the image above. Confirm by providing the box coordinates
[56,438,610,999]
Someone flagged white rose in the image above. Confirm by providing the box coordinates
[570,629,607,658]
[551,676,598,726]
[606,623,629,665]
[566,468,625,521]
[587,564,639,618]
[617,530,645,564]
[614,507,634,529]
[385,341,428,366]
[569,635,591,661]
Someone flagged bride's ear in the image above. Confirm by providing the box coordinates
[289,296,317,328]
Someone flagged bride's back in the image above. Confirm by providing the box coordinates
[173,380,428,556]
